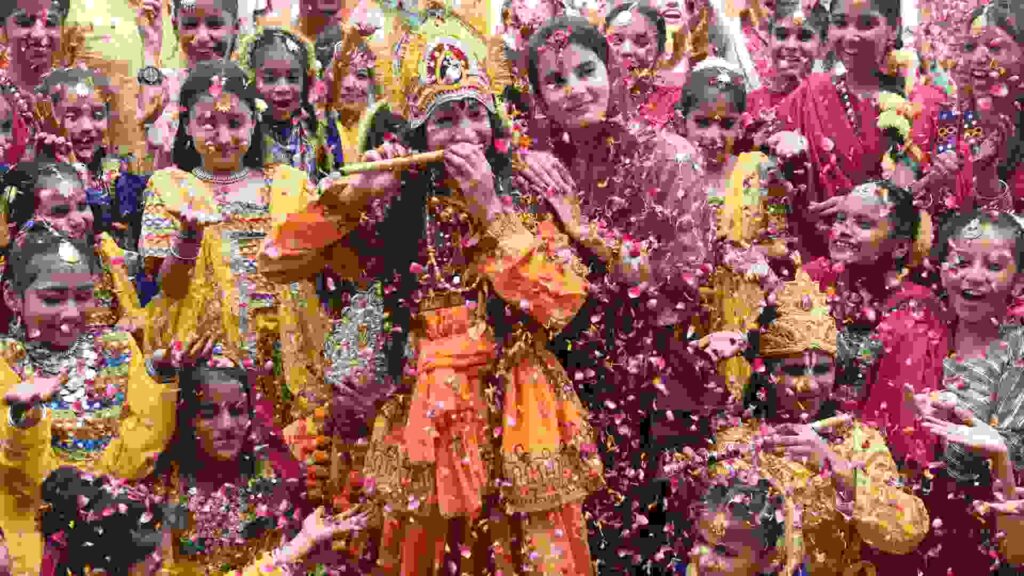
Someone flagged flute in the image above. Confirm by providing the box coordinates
[809,414,852,432]
[339,150,445,174]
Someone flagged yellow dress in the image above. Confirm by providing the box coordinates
[140,164,329,427]
[712,419,930,575]
[0,329,177,575]
[702,151,792,398]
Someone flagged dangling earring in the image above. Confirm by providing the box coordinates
[9,313,24,340]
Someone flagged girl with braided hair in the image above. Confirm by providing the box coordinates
[236,26,331,181]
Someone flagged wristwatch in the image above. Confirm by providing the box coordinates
[137,65,165,86]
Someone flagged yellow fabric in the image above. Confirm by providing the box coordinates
[92,231,144,329]
[0,332,177,575]
[141,164,329,426]
[64,0,181,162]
[703,152,789,398]
[715,420,930,575]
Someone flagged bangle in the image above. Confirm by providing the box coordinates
[8,402,42,428]
[169,242,198,261]
[145,358,177,381]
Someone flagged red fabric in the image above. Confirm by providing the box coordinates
[745,87,786,119]
[804,258,949,465]
[637,83,683,130]
[862,283,948,465]
[777,73,888,203]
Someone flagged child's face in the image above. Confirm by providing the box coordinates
[769,15,822,83]
[827,188,903,267]
[192,375,251,462]
[682,93,741,169]
[255,44,305,122]
[56,83,109,165]
[3,0,62,75]
[536,42,611,130]
[606,9,660,74]
[769,350,836,417]
[941,222,1020,325]
[690,510,776,576]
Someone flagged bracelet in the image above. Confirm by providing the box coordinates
[169,242,198,261]
[145,358,178,381]
[8,402,42,428]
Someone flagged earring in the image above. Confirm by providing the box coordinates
[9,313,23,340]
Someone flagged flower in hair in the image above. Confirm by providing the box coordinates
[544,28,573,53]
[208,75,224,100]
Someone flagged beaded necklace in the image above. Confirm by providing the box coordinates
[266,120,315,178]
[833,74,864,135]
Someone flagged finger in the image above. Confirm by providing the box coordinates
[978,500,1024,515]
[444,154,476,181]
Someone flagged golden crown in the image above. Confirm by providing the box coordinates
[759,268,837,358]
[377,1,511,128]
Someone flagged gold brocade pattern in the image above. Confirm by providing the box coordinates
[140,165,329,426]
[715,420,929,576]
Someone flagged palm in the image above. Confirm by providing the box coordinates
[4,374,64,405]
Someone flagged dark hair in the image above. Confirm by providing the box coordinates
[170,0,239,20]
[172,60,265,171]
[702,477,786,553]
[857,179,919,241]
[36,68,115,172]
[245,28,318,123]
[373,110,513,382]
[0,0,70,24]
[3,223,97,293]
[830,0,901,28]
[676,63,748,117]
[772,0,830,39]
[0,161,87,235]
[966,3,1024,182]
[527,16,610,99]
[605,2,667,57]
[966,2,1024,43]
[40,467,165,576]
[933,210,1024,271]
[314,23,343,74]
[156,358,257,479]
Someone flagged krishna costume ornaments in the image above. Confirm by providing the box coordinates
[711,266,930,576]
[261,3,605,574]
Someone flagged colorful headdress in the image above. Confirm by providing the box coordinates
[235,27,321,83]
[377,1,512,128]
[759,267,838,358]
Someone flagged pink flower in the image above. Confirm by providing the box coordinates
[208,76,223,99]
[409,262,424,274]
[494,138,510,154]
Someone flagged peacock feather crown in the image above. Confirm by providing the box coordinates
[377,1,512,129]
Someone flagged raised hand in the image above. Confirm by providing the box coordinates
[696,331,748,363]
[151,332,218,374]
[921,403,1009,458]
[3,372,67,405]
[136,0,164,59]
[348,141,411,197]
[761,423,833,472]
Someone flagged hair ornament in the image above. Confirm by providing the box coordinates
[58,239,81,264]
[963,216,983,239]
[377,1,511,128]
[235,27,319,89]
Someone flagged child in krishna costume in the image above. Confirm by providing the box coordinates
[259,3,606,574]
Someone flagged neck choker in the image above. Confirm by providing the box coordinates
[192,167,250,185]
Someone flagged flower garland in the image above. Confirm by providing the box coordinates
[174,470,303,568]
